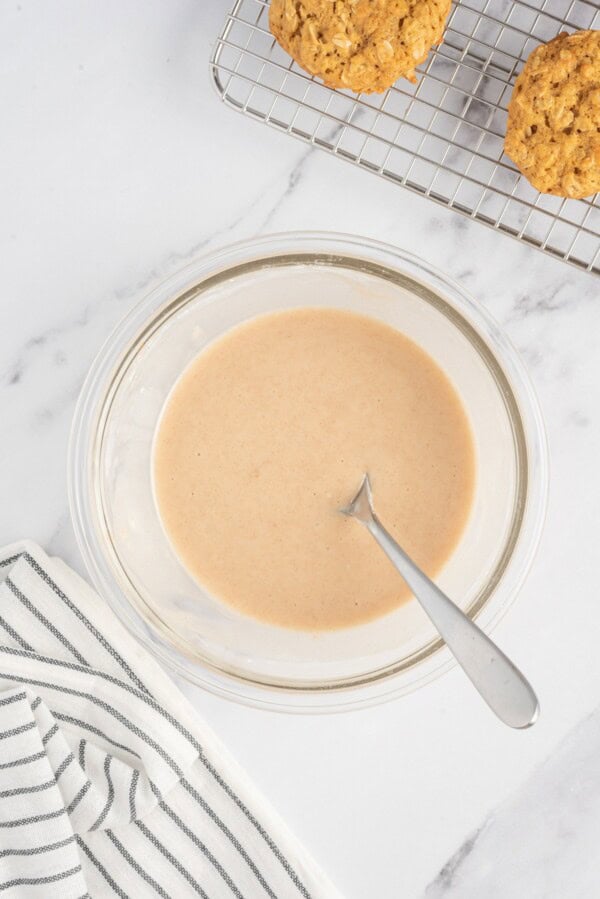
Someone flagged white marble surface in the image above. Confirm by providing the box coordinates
[1,2,599,897]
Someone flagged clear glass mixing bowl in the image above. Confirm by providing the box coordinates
[68,233,548,711]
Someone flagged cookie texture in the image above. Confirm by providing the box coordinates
[269,0,452,94]
[505,30,600,199]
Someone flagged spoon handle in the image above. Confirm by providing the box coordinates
[366,513,539,728]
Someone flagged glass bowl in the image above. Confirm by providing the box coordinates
[68,232,548,712]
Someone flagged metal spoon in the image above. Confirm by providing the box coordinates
[341,474,539,729]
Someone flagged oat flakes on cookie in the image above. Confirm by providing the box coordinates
[504,30,600,199]
[269,0,452,94]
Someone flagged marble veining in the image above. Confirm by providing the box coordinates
[1,2,599,897]
[426,706,600,898]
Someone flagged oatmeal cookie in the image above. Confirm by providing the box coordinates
[504,30,600,199]
[269,0,452,94]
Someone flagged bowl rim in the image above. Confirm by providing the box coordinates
[68,231,549,713]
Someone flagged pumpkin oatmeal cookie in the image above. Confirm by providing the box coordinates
[269,0,452,94]
[504,30,600,199]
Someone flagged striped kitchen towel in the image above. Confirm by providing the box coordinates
[0,541,341,899]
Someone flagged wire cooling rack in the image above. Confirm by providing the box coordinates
[211,0,600,275]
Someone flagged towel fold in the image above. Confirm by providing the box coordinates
[0,541,340,899]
